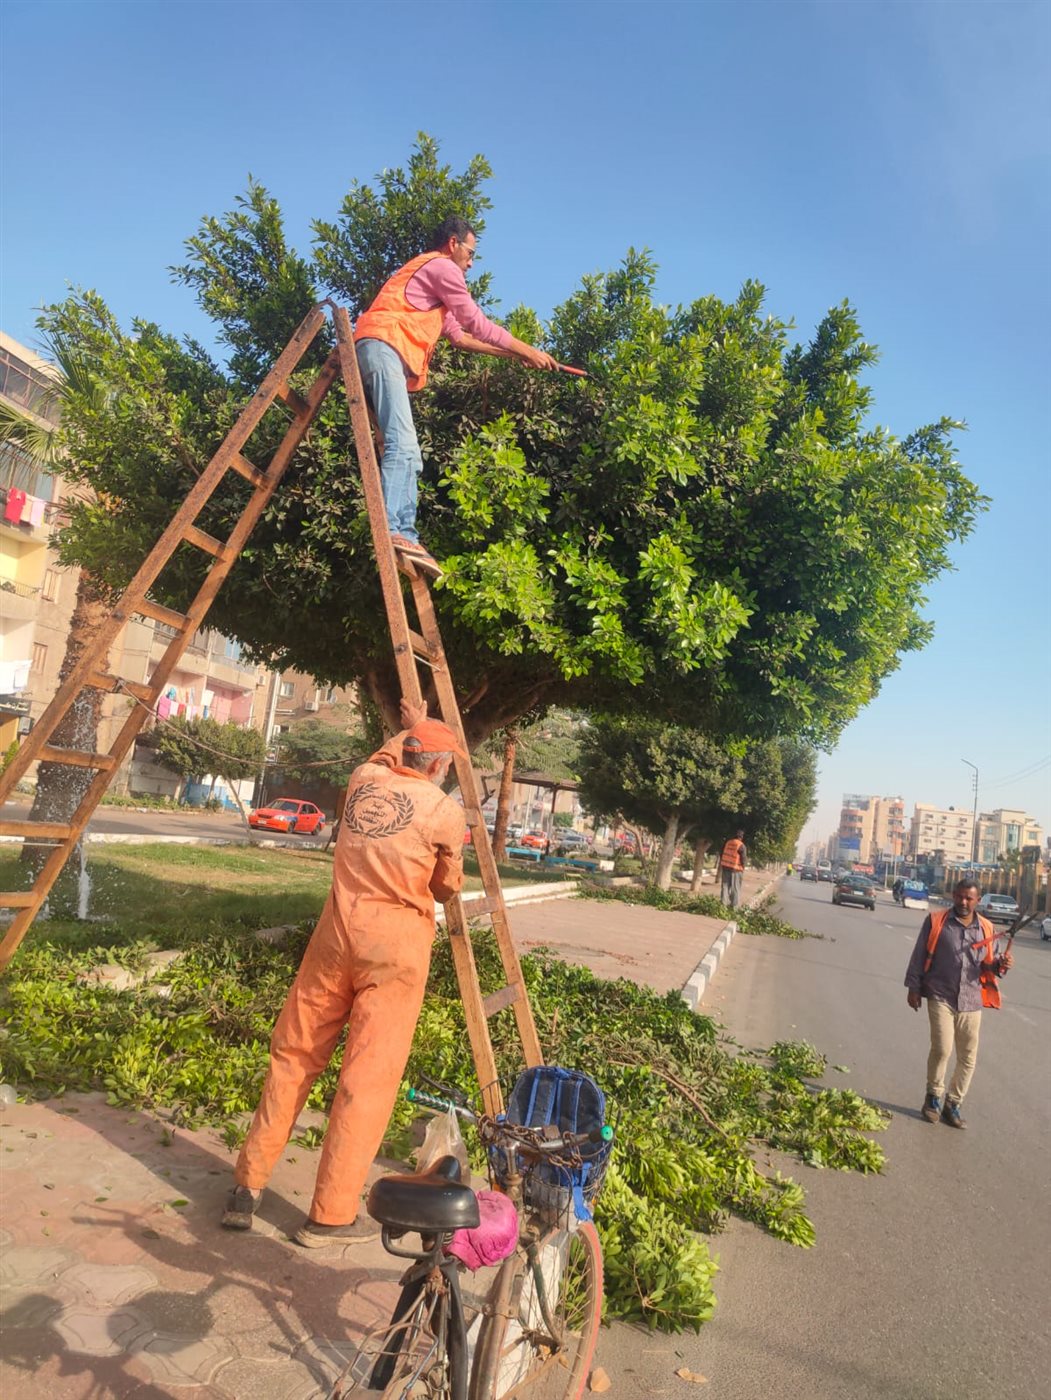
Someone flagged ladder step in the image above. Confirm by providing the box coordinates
[408,629,439,663]
[483,983,522,1018]
[37,745,117,771]
[0,820,73,841]
[462,895,503,918]
[0,892,37,908]
[227,452,266,486]
[138,599,189,630]
[86,672,153,703]
[183,524,228,559]
[275,382,310,418]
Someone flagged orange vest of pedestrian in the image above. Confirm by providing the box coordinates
[923,907,1002,1009]
[354,252,447,391]
[720,838,745,871]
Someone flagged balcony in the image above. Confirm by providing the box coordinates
[0,575,41,621]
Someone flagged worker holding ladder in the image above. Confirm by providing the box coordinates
[355,215,557,578]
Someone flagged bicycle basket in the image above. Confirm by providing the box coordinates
[491,1066,611,1223]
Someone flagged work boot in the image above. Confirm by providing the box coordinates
[921,1093,942,1123]
[941,1100,967,1129]
[221,1185,261,1230]
[292,1216,382,1248]
[391,535,444,581]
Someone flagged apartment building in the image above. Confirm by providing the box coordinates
[975,808,1045,865]
[836,794,906,864]
[909,803,974,863]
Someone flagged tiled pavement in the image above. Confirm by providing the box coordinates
[0,878,774,1397]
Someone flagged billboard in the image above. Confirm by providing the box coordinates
[838,836,861,854]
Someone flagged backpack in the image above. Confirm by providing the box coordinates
[494,1066,611,1222]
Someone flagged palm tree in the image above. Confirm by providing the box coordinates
[0,339,112,886]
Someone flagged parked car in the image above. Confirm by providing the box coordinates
[977,893,1019,924]
[832,874,876,910]
[248,798,325,835]
[520,830,550,850]
[556,830,590,848]
[800,866,818,881]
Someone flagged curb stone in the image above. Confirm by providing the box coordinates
[681,874,781,1012]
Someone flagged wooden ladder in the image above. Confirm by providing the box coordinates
[0,302,541,1112]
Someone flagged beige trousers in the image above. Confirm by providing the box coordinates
[926,997,982,1103]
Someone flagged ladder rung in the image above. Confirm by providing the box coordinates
[227,452,266,486]
[408,629,438,663]
[483,984,522,1018]
[275,383,310,418]
[38,745,116,772]
[462,895,503,918]
[0,820,73,841]
[138,599,189,630]
[87,673,153,703]
[183,524,227,559]
[0,892,37,908]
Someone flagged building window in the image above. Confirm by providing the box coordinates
[31,641,48,672]
[41,569,60,602]
[279,681,295,698]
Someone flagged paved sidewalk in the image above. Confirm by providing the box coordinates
[0,872,775,1397]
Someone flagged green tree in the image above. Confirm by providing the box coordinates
[39,136,986,754]
[271,719,366,789]
[144,717,264,824]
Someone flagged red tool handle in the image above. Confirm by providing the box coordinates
[556,362,588,377]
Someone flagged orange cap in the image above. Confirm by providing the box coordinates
[404,718,468,759]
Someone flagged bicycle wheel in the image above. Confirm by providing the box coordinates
[469,1220,603,1400]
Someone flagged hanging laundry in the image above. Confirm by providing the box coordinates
[4,489,26,523]
[156,696,173,720]
[230,693,253,724]
[25,497,46,527]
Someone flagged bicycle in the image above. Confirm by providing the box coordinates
[331,1079,613,1400]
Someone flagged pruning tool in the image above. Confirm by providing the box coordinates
[970,909,1036,974]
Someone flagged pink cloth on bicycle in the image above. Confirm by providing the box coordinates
[445,1190,519,1270]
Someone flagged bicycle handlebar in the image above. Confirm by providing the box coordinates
[406,1087,614,1152]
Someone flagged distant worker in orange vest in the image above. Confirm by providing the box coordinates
[355,216,558,579]
[222,700,467,1246]
[719,830,747,908]
[904,877,1012,1130]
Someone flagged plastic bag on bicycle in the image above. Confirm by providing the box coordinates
[416,1102,470,1181]
[445,1189,519,1270]
[492,1066,611,1223]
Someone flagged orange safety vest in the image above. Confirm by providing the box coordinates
[354,251,447,391]
[719,838,745,872]
[922,907,1003,1009]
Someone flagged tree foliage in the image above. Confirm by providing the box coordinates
[40,135,986,750]
[271,719,366,789]
[145,717,265,788]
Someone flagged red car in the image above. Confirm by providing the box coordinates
[248,798,325,835]
[520,831,550,849]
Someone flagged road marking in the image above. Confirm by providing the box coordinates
[1006,1007,1036,1027]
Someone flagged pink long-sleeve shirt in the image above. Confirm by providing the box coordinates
[404,257,514,352]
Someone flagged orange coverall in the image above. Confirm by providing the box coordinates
[235,731,466,1224]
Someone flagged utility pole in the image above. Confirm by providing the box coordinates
[961,759,979,866]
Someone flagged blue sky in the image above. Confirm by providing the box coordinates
[3,0,1049,842]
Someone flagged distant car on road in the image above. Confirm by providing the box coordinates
[520,830,550,850]
[817,869,835,883]
[832,874,877,910]
[248,798,325,835]
[556,829,590,848]
[800,866,818,881]
[1041,916,1051,942]
[977,893,1020,924]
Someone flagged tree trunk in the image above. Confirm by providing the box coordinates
[492,727,517,862]
[690,836,712,893]
[21,572,110,903]
[654,812,681,890]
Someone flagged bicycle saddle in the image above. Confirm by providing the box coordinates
[367,1154,481,1233]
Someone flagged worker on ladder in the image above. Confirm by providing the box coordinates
[222,701,467,1246]
[354,215,557,579]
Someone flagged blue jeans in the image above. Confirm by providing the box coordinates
[355,338,423,544]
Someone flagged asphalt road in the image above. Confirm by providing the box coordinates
[1,799,325,847]
[601,880,1051,1400]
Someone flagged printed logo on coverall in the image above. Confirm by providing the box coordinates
[345,782,415,837]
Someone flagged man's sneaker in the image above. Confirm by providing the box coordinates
[941,1100,967,1129]
[221,1185,261,1230]
[921,1093,942,1123]
[292,1216,382,1249]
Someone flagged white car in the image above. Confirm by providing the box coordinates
[977,893,1019,924]
[1041,916,1051,942]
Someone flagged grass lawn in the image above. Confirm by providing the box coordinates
[0,841,572,955]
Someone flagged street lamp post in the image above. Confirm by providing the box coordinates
[961,759,979,867]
